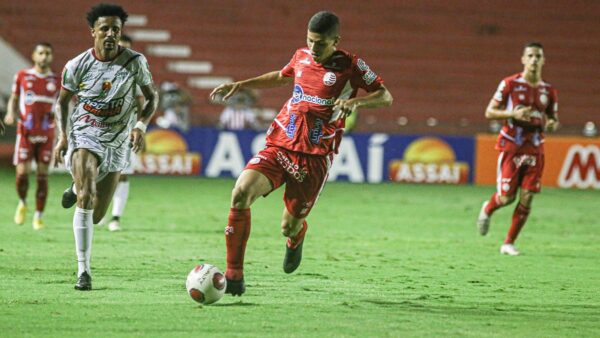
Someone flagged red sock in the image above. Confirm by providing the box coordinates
[484,193,503,216]
[36,175,48,212]
[505,204,530,244]
[16,174,28,202]
[225,208,251,281]
[287,221,308,249]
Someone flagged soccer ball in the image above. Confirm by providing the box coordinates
[186,263,227,305]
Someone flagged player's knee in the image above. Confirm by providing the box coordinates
[231,185,252,208]
[519,191,534,207]
[498,194,516,206]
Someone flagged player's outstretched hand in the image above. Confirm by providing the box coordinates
[512,105,532,122]
[4,113,15,126]
[332,98,357,121]
[545,118,559,132]
[210,82,241,102]
[53,136,68,167]
[130,128,145,153]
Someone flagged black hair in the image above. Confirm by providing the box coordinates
[525,42,544,50]
[34,42,53,51]
[120,34,133,44]
[308,11,340,36]
[86,3,128,27]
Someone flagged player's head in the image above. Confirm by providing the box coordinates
[307,11,340,64]
[31,42,53,70]
[119,34,133,48]
[521,42,545,74]
[87,3,128,52]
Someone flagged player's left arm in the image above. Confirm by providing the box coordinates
[130,83,159,153]
[545,88,559,132]
[333,85,393,119]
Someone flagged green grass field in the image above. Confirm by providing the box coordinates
[0,168,599,337]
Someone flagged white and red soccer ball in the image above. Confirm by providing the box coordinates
[186,263,226,305]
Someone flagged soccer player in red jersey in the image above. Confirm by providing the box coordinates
[4,43,59,230]
[210,11,393,295]
[477,42,559,256]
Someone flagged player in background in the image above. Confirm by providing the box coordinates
[210,11,393,296]
[4,43,59,230]
[98,33,146,232]
[53,3,158,290]
[477,42,559,256]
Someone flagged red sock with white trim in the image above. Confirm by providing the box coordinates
[484,193,503,216]
[505,203,530,244]
[225,208,251,281]
[287,221,308,249]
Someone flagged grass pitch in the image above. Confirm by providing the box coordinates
[0,169,599,337]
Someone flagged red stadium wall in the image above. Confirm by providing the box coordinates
[1,0,599,134]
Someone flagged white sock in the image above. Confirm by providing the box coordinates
[34,211,43,220]
[112,181,130,218]
[73,207,94,276]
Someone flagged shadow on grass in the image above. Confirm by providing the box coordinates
[212,301,258,307]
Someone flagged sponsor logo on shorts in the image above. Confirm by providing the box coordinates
[276,151,307,182]
[291,84,335,106]
[513,154,537,167]
[27,135,49,144]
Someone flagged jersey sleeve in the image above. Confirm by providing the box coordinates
[492,79,511,104]
[61,60,79,93]
[546,88,558,120]
[135,54,154,87]
[11,71,22,95]
[350,56,383,92]
[280,51,297,78]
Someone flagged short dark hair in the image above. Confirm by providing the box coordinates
[34,42,53,51]
[86,3,128,27]
[120,34,133,44]
[308,11,340,36]
[525,42,544,50]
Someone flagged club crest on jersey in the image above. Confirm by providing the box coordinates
[46,82,56,92]
[323,72,336,86]
[539,94,548,105]
[102,81,112,91]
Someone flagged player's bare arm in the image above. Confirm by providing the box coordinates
[333,85,393,118]
[53,88,75,165]
[4,93,19,126]
[210,71,293,101]
[130,84,158,153]
[485,99,531,122]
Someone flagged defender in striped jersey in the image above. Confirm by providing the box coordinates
[210,11,393,296]
[4,43,58,230]
[53,3,158,290]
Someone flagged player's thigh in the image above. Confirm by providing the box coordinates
[520,153,543,195]
[35,139,53,167]
[71,149,99,195]
[231,169,273,208]
[36,162,49,176]
[497,152,520,197]
[282,154,330,220]
[93,171,121,223]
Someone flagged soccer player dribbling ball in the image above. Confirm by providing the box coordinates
[477,42,559,256]
[53,3,158,290]
[4,43,58,230]
[210,11,393,296]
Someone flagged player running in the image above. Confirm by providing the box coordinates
[477,42,559,256]
[4,43,58,230]
[53,3,158,290]
[210,11,393,296]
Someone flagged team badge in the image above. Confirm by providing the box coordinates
[102,81,112,91]
[323,72,336,86]
[27,82,33,88]
[539,94,548,105]
[518,94,525,100]
[46,82,56,92]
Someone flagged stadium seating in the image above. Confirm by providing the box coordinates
[1,0,598,134]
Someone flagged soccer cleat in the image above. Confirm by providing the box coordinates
[477,201,491,236]
[500,244,520,256]
[32,218,45,230]
[61,183,77,209]
[283,240,304,274]
[225,278,245,296]
[108,220,122,232]
[14,201,27,225]
[74,271,92,291]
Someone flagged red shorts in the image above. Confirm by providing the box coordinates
[245,146,333,218]
[496,151,544,196]
[13,131,54,165]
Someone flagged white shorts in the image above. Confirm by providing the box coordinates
[65,134,131,182]
[121,152,136,175]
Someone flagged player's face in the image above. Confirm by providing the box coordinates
[91,16,123,52]
[31,46,53,69]
[307,30,339,64]
[521,47,545,73]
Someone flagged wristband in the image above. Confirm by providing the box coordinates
[134,121,147,133]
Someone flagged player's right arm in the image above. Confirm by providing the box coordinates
[53,88,74,165]
[210,71,293,101]
[4,93,19,125]
[485,79,530,122]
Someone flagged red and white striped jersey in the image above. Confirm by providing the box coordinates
[11,68,59,134]
[493,72,558,154]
